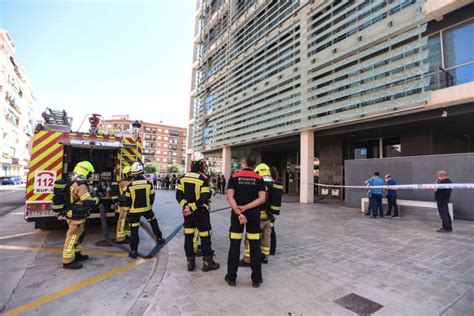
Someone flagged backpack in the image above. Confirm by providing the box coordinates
[52,179,72,214]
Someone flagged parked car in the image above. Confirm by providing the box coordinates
[0,176,21,185]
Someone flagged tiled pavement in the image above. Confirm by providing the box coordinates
[145,190,473,316]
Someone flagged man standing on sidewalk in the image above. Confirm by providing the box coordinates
[365,172,384,218]
[225,155,266,287]
[434,170,453,233]
[384,174,399,218]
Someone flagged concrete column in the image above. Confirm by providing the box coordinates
[300,130,314,203]
[222,146,232,180]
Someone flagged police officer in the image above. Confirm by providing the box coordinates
[62,161,100,270]
[116,166,132,243]
[269,167,283,255]
[225,155,266,287]
[240,163,282,266]
[176,152,219,272]
[124,162,165,259]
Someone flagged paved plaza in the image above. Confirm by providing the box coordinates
[1,190,473,315]
[145,191,473,316]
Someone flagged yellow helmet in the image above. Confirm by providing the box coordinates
[73,161,95,178]
[122,166,131,175]
[254,163,271,177]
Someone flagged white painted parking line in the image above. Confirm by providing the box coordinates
[0,231,39,240]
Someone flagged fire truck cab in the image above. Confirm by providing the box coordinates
[25,109,142,229]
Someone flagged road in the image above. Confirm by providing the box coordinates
[0,186,25,216]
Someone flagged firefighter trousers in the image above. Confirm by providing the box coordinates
[129,210,163,252]
[243,219,271,263]
[63,219,86,264]
[183,208,212,257]
[226,210,262,283]
[270,218,276,255]
[116,206,130,242]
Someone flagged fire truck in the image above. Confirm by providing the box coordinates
[25,108,142,228]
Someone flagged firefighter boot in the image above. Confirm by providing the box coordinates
[63,261,83,270]
[202,255,220,272]
[187,256,196,272]
[75,253,89,262]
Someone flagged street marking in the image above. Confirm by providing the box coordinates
[0,232,38,240]
[10,212,24,215]
[2,258,148,316]
[0,245,128,257]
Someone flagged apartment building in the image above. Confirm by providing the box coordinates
[100,115,187,173]
[0,29,36,177]
[188,0,474,219]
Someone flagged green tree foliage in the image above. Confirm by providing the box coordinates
[144,162,158,174]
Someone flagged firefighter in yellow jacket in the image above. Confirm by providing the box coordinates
[116,166,132,243]
[176,152,219,272]
[62,161,100,270]
[240,163,283,266]
[124,162,165,259]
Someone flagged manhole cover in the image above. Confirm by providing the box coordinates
[334,293,383,315]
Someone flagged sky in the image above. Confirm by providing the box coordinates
[0,0,196,130]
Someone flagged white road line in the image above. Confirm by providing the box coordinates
[0,231,39,240]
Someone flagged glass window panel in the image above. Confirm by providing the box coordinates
[424,33,442,73]
[443,20,474,68]
[446,63,474,86]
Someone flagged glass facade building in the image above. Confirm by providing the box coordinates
[188,0,474,219]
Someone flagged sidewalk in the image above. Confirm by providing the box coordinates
[147,190,474,316]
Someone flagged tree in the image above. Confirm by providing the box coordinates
[144,162,158,174]
[167,164,184,174]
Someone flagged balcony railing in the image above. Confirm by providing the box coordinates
[426,64,474,91]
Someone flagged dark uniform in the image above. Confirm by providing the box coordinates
[269,179,283,255]
[176,171,212,257]
[435,178,453,231]
[124,175,163,255]
[226,168,265,284]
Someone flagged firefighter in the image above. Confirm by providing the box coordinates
[239,163,277,266]
[193,170,218,257]
[225,155,266,287]
[116,166,132,243]
[124,162,165,259]
[62,161,100,270]
[176,152,219,272]
[270,167,283,255]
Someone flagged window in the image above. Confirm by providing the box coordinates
[164,137,168,141]
[165,130,169,133]
[383,137,401,157]
[443,20,474,68]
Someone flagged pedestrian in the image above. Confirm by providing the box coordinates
[124,162,165,259]
[171,174,177,190]
[157,175,162,189]
[116,166,132,243]
[176,152,220,272]
[216,174,222,194]
[153,174,158,190]
[220,174,226,194]
[225,155,266,288]
[61,161,100,269]
[269,167,282,255]
[433,170,453,233]
[165,174,170,190]
[384,174,399,218]
[365,172,384,218]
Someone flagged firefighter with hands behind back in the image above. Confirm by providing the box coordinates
[176,152,220,272]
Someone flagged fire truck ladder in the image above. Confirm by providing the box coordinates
[42,108,72,132]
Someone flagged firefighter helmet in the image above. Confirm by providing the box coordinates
[130,162,144,175]
[254,163,271,177]
[73,161,95,178]
[191,151,205,162]
[190,151,207,172]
